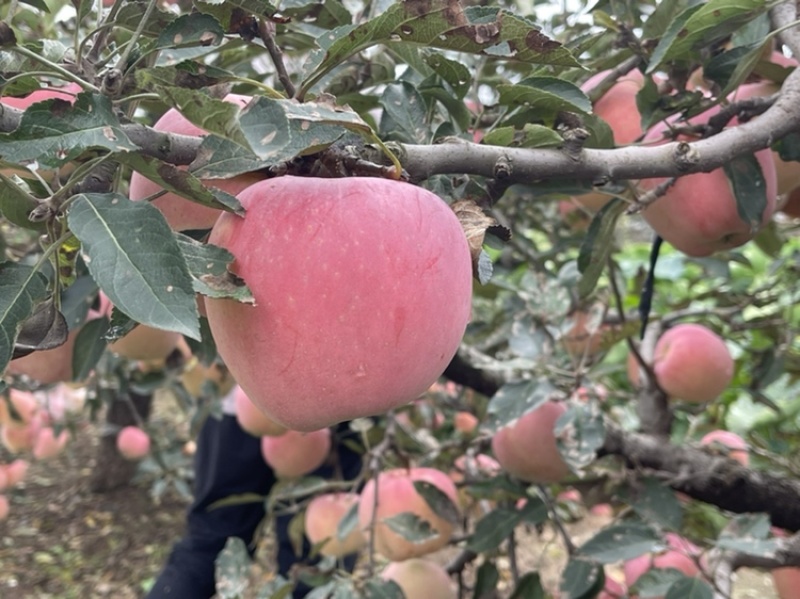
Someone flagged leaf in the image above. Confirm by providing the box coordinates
[497,77,592,122]
[485,378,564,431]
[174,233,254,303]
[382,512,438,544]
[413,480,461,526]
[647,0,768,72]
[379,82,429,144]
[509,572,545,599]
[578,521,661,564]
[71,316,109,381]
[703,42,769,95]
[0,263,49,373]
[116,1,180,37]
[12,297,68,358]
[577,197,626,299]
[451,200,510,279]
[194,0,279,33]
[664,576,714,599]
[156,13,226,51]
[559,558,603,599]
[135,63,238,92]
[214,537,251,599]
[467,507,523,553]
[335,501,359,542]
[67,193,200,339]
[554,402,605,472]
[482,124,563,148]
[0,92,137,168]
[301,1,578,95]
[625,477,684,532]
[255,576,294,599]
[473,561,500,599]
[0,173,47,231]
[423,50,471,98]
[723,154,769,234]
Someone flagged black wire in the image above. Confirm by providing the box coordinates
[639,235,662,340]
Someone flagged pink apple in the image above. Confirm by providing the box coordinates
[304,492,366,557]
[116,426,151,460]
[381,558,457,599]
[260,428,331,478]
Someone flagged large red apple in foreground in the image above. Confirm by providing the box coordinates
[205,176,472,431]
[639,106,777,257]
[129,93,264,231]
[652,323,734,403]
[357,467,461,561]
[491,400,572,484]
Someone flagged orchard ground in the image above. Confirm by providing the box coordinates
[0,396,779,599]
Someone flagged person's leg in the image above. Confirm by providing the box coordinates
[147,413,275,598]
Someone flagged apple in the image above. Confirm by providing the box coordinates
[180,356,237,398]
[233,385,287,437]
[569,69,645,211]
[453,411,479,434]
[357,467,461,561]
[773,567,800,599]
[651,324,734,403]
[3,459,29,488]
[491,400,572,484]
[700,430,748,466]
[381,558,457,599]
[260,428,331,478]
[781,186,800,218]
[116,425,151,460]
[99,292,181,362]
[204,176,473,432]
[304,492,366,557]
[0,389,39,426]
[0,495,8,520]
[5,329,82,385]
[639,104,777,257]
[129,94,264,231]
[624,533,703,598]
[32,426,70,461]
[598,576,626,599]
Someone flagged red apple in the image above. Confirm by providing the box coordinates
[304,492,366,557]
[2,459,28,488]
[781,186,800,218]
[624,533,703,597]
[491,400,571,484]
[357,467,461,561]
[260,428,331,478]
[651,324,734,403]
[773,567,800,599]
[453,411,479,434]
[205,176,473,432]
[129,94,264,231]
[233,385,287,437]
[32,426,70,460]
[116,426,151,460]
[381,558,457,599]
[639,105,777,257]
[700,430,748,466]
[99,292,181,362]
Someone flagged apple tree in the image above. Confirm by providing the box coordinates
[1,0,800,597]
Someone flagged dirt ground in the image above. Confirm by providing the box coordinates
[0,414,779,599]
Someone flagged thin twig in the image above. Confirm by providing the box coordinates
[258,19,296,98]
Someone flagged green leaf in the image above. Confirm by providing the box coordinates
[66,193,200,339]
[156,13,225,51]
[301,1,578,95]
[665,577,714,599]
[380,82,429,144]
[0,92,137,168]
[413,480,461,526]
[135,63,238,92]
[194,0,279,32]
[497,77,592,122]
[382,512,438,544]
[723,154,769,234]
[486,378,563,431]
[214,537,251,599]
[362,578,405,599]
[648,0,768,72]
[174,233,254,303]
[0,262,49,373]
[554,403,605,472]
[473,561,500,599]
[0,173,47,231]
[13,297,68,357]
[335,501,359,543]
[559,558,603,599]
[508,572,545,599]
[116,1,179,37]
[703,42,768,95]
[577,197,626,299]
[422,50,472,99]
[482,124,563,148]
[578,521,661,564]
[626,477,684,531]
[467,507,523,553]
[255,576,294,599]
[71,316,109,382]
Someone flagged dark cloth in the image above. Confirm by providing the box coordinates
[146,415,362,599]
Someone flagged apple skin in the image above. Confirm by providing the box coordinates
[491,400,571,484]
[1,83,81,110]
[381,558,457,599]
[699,430,748,466]
[260,428,331,478]
[128,94,264,231]
[0,495,8,520]
[233,385,287,437]
[205,176,473,432]
[357,467,461,561]
[116,426,151,460]
[32,426,70,461]
[304,492,366,557]
[99,292,181,362]
[782,186,800,218]
[5,329,82,385]
[652,324,734,403]
[1,459,28,489]
[624,533,703,598]
[453,411,479,433]
[570,69,645,211]
[639,105,777,257]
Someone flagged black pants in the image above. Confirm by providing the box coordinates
[146,415,362,598]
